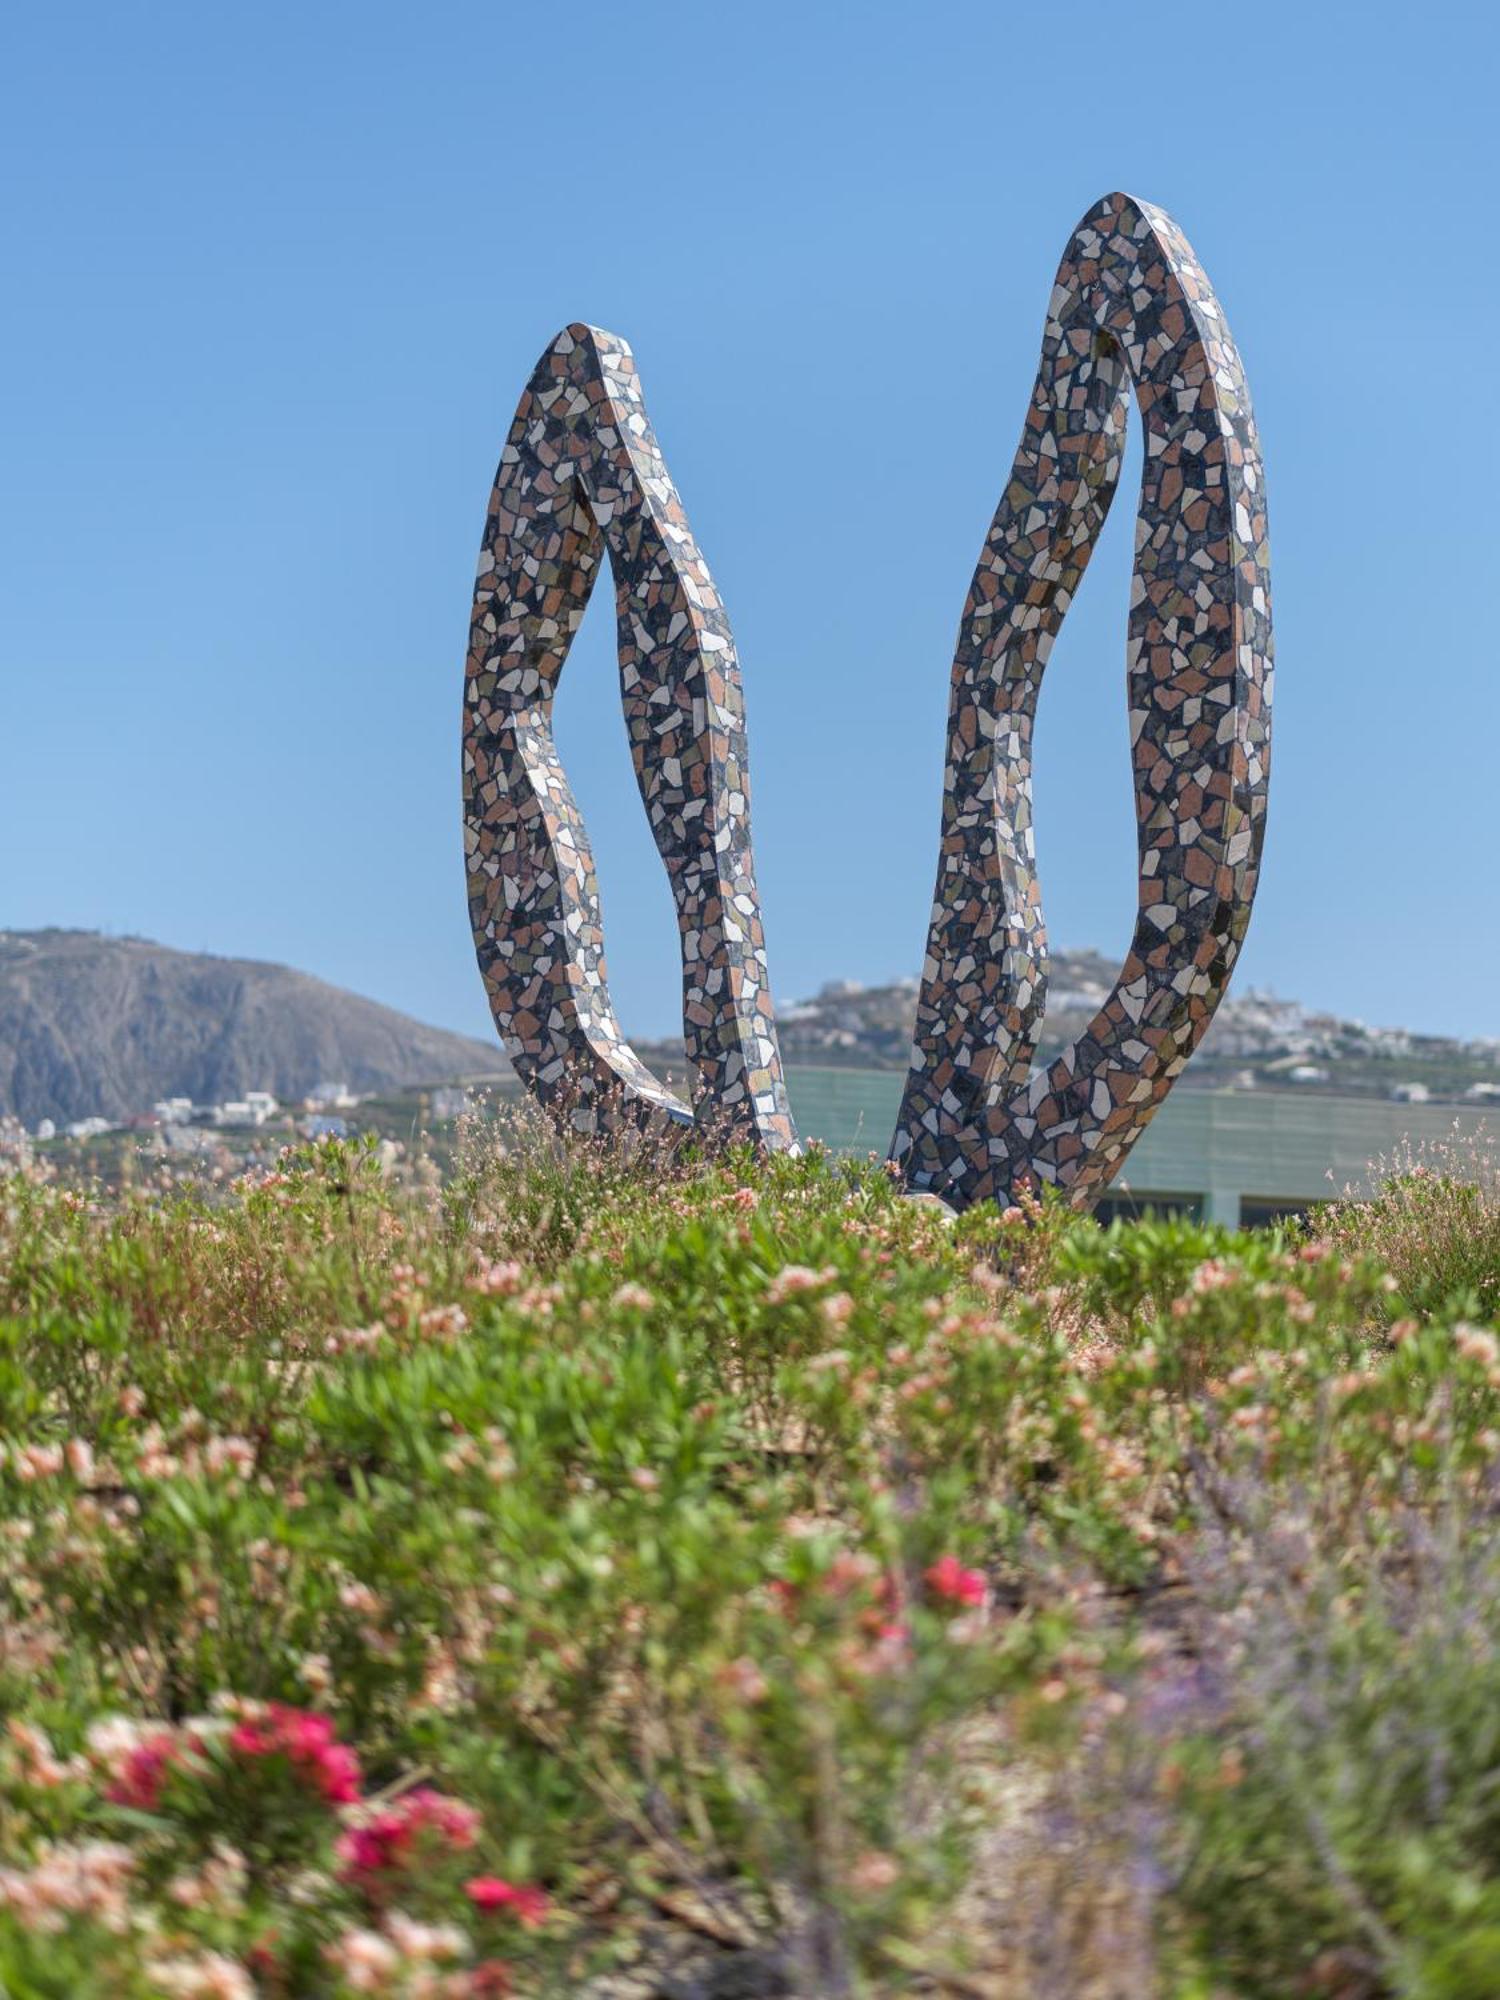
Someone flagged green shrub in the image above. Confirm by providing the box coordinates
[0,1129,1497,1995]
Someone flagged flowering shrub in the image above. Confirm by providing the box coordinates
[0,1699,546,1995]
[0,1126,1498,1993]
[231,1705,360,1804]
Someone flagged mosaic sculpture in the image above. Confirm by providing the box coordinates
[465,192,1272,1210]
[892,192,1273,1208]
[463,323,797,1151]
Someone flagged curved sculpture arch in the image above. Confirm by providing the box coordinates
[466,194,1272,1210]
[890,192,1273,1207]
[463,323,798,1150]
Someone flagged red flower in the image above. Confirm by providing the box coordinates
[338,1811,409,1879]
[465,1876,550,1927]
[283,1709,336,1756]
[246,1932,283,1979]
[313,1742,361,1804]
[338,1787,483,1889]
[105,1730,199,1809]
[407,1787,481,1848]
[228,1704,361,1804]
[470,1963,513,1996]
[924,1555,986,1608]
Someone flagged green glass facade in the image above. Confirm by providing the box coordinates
[784,1068,1493,1227]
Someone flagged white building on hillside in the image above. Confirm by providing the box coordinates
[307,1082,359,1110]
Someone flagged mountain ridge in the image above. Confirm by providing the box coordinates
[6,931,1497,1132]
[0,930,509,1127]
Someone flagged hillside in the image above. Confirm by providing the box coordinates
[0,930,508,1127]
[755,949,1500,1104]
[6,929,1496,1135]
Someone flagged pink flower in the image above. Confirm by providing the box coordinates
[15,1442,64,1482]
[402,1788,480,1847]
[417,1303,468,1342]
[824,1551,879,1596]
[716,1656,770,1705]
[848,1849,901,1895]
[228,1704,361,1804]
[105,1731,192,1810]
[7,1720,80,1789]
[337,1788,482,1888]
[924,1555,986,1609]
[316,1745,361,1803]
[474,1260,524,1297]
[464,1876,549,1927]
[1190,1258,1236,1295]
[764,1264,835,1305]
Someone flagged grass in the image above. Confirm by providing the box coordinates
[0,1118,1498,1997]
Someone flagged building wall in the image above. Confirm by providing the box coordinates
[783,1068,1494,1225]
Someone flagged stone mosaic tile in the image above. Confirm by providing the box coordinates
[890,192,1273,1208]
[464,324,798,1150]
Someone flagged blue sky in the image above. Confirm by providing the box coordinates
[3,0,1496,1044]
